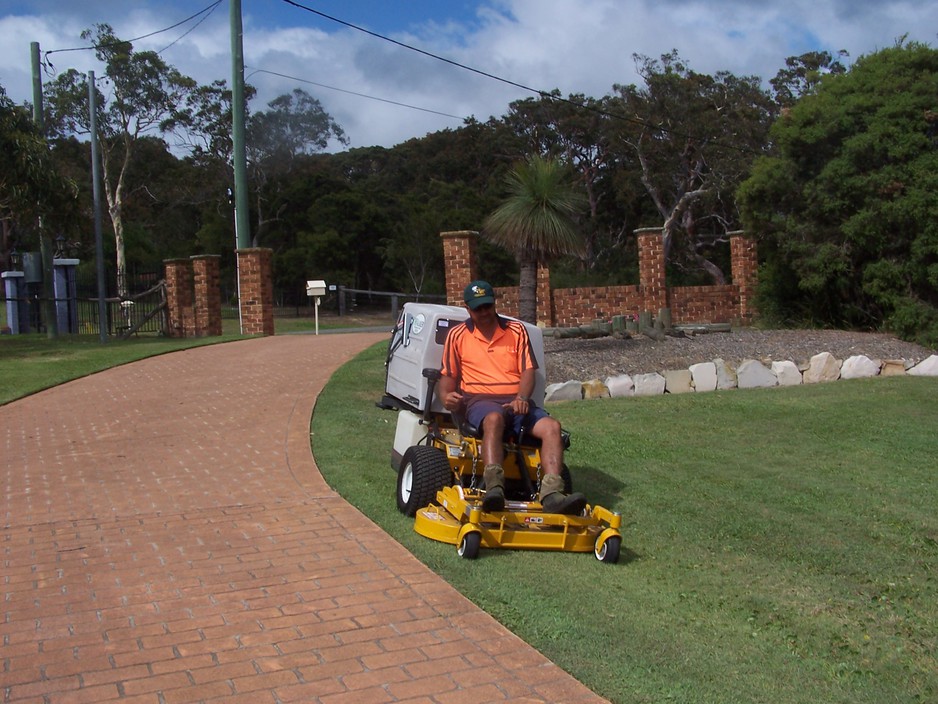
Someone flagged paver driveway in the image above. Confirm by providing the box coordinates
[1,334,608,703]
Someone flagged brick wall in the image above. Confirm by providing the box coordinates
[164,256,223,338]
[731,233,758,322]
[192,255,222,336]
[164,258,195,338]
[440,229,758,327]
[441,230,478,307]
[670,285,739,324]
[550,285,644,327]
[237,248,274,336]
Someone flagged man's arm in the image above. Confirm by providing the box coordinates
[437,373,463,411]
[505,367,536,414]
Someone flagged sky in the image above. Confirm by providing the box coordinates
[0,0,936,150]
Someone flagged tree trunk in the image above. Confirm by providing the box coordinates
[517,253,538,323]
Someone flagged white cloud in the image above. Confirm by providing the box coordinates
[2,0,936,149]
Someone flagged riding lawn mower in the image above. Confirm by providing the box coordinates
[378,303,623,562]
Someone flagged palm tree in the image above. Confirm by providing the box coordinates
[483,155,586,323]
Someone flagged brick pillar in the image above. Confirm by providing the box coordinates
[237,248,275,336]
[536,263,554,327]
[441,230,479,306]
[731,232,758,322]
[164,258,194,338]
[636,227,668,315]
[192,254,222,336]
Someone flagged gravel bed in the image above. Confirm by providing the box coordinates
[542,329,936,384]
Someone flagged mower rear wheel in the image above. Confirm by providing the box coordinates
[397,445,451,516]
[457,531,481,559]
[595,535,621,564]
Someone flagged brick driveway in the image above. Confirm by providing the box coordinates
[1,334,607,704]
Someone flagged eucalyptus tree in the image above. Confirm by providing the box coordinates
[483,155,587,322]
[770,50,849,107]
[43,24,196,296]
[245,88,347,247]
[608,51,776,283]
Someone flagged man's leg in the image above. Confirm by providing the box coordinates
[481,410,507,467]
[472,404,508,512]
[530,416,586,515]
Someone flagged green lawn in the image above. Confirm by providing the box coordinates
[312,343,938,704]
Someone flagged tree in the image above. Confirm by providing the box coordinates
[0,84,77,268]
[503,92,628,274]
[608,52,776,283]
[245,88,348,246]
[483,155,587,322]
[43,24,195,296]
[770,50,849,107]
[738,41,938,344]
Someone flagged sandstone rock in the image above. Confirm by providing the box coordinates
[605,374,635,398]
[840,355,880,379]
[689,362,717,392]
[582,379,610,399]
[714,358,737,390]
[633,372,666,397]
[880,359,908,376]
[771,360,802,386]
[664,369,694,394]
[803,352,841,383]
[908,354,938,376]
[736,359,778,388]
[545,380,583,402]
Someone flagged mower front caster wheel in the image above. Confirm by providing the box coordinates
[595,535,621,564]
[457,531,481,559]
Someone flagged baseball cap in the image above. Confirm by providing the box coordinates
[463,280,495,310]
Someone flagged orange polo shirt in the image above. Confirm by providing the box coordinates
[441,316,538,396]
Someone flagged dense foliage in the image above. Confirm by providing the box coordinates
[739,42,938,345]
[3,31,937,342]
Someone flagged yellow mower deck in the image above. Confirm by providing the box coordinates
[414,484,623,562]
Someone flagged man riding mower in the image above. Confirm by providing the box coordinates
[379,291,623,563]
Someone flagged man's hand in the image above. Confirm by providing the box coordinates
[442,390,464,412]
[505,397,529,415]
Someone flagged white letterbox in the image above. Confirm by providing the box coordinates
[306,279,327,297]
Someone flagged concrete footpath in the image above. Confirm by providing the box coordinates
[1,334,608,704]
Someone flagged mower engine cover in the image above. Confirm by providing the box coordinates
[383,302,547,414]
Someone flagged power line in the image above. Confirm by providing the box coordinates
[279,0,764,155]
[245,67,465,121]
[156,1,223,54]
[280,0,551,100]
[43,0,223,63]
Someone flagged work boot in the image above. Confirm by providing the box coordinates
[539,473,587,515]
[481,464,506,512]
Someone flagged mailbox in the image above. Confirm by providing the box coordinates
[306,280,327,297]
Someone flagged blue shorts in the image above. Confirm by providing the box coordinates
[464,395,550,440]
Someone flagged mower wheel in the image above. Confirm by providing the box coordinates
[457,531,481,559]
[595,535,621,564]
[397,446,451,516]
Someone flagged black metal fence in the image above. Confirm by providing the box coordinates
[1,265,165,336]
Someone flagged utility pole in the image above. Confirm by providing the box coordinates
[89,71,107,344]
[230,0,250,250]
[31,41,58,338]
